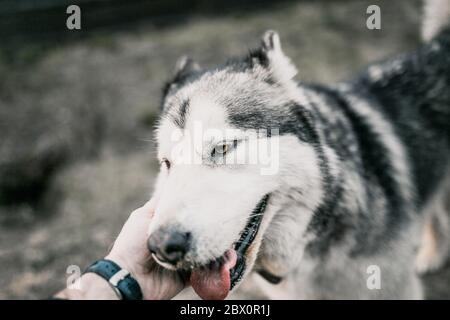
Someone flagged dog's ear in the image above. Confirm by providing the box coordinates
[162,56,201,102]
[258,30,298,84]
[173,55,201,80]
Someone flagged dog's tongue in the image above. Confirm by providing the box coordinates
[190,249,237,300]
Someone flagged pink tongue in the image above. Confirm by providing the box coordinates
[190,249,237,300]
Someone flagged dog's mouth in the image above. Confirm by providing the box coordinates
[189,194,270,300]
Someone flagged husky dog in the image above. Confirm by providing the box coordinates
[147,0,450,299]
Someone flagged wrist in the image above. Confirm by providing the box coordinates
[104,253,133,273]
[104,253,144,287]
[81,273,121,300]
[88,257,143,300]
[55,273,119,300]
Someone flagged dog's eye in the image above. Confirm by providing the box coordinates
[160,158,171,170]
[216,143,229,155]
[211,140,237,158]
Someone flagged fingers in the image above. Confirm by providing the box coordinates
[144,197,158,216]
[141,195,159,216]
[130,196,158,219]
[145,196,160,236]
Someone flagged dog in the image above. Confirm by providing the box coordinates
[147,0,450,299]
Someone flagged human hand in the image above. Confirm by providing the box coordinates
[105,199,188,300]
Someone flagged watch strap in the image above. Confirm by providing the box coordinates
[84,259,143,300]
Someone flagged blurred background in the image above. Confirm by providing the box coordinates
[0,0,449,299]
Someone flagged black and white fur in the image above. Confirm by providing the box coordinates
[150,0,450,299]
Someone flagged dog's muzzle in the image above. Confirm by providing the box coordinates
[148,193,271,299]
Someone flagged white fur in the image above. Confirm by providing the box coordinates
[153,88,323,280]
[263,31,298,85]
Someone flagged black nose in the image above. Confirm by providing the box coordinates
[148,228,191,264]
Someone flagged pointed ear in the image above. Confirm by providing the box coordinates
[260,30,298,84]
[162,56,201,101]
[173,55,201,80]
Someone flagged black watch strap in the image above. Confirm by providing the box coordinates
[84,259,143,300]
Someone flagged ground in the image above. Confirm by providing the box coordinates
[0,0,449,299]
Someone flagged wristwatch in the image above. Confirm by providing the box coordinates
[84,259,143,300]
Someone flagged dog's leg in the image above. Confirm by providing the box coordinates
[416,173,450,274]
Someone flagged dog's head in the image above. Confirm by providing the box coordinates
[148,31,324,299]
